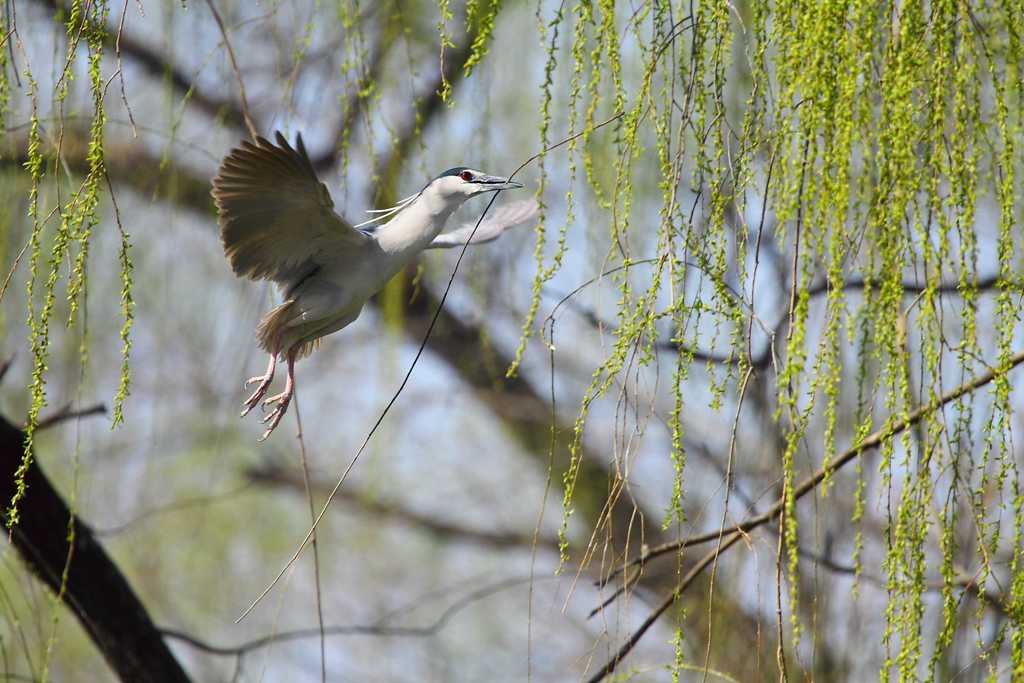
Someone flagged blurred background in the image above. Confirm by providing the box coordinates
[1,1,1023,681]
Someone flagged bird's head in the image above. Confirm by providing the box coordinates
[355,166,525,231]
[429,167,523,203]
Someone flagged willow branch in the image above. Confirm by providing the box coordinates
[310,35,389,172]
[586,533,743,683]
[795,547,1007,617]
[30,0,248,129]
[607,348,1024,581]
[554,272,1012,369]
[588,347,1024,682]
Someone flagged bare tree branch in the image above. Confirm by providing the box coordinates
[552,272,1016,370]
[246,462,562,553]
[795,546,1008,617]
[162,575,543,656]
[92,484,254,537]
[34,401,106,431]
[586,533,744,683]
[203,0,258,140]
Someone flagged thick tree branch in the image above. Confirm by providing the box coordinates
[0,413,191,683]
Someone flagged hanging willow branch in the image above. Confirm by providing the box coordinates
[4,0,1024,679]
[589,347,1024,682]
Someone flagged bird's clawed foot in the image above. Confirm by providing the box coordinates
[258,389,293,442]
[241,373,274,417]
[242,354,277,418]
[243,350,294,442]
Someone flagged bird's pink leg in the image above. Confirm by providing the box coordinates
[259,350,296,441]
[241,353,277,417]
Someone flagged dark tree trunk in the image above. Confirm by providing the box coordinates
[0,414,191,683]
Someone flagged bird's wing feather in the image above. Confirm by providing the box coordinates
[426,198,539,250]
[212,132,368,283]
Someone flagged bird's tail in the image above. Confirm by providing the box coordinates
[255,299,297,354]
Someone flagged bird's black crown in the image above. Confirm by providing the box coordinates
[436,166,472,179]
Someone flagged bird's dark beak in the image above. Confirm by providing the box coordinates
[475,174,523,190]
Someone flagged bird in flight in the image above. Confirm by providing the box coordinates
[212,133,536,440]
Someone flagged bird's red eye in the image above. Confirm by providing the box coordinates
[460,170,473,182]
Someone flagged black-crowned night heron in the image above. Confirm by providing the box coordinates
[212,133,536,440]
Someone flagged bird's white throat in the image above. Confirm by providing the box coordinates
[373,185,464,254]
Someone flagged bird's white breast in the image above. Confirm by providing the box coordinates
[290,186,464,326]
[373,187,458,255]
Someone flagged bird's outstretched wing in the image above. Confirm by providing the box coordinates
[212,132,369,283]
[426,198,539,250]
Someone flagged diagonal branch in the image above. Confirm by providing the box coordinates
[587,347,1024,681]
[608,347,1024,580]
[586,533,743,683]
